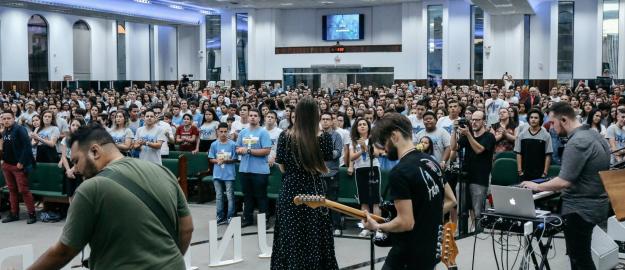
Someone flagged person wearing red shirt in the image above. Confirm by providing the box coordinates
[175,114,199,151]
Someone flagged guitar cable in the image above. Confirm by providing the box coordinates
[491,219,501,270]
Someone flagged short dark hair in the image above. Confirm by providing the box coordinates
[371,113,412,145]
[128,104,139,110]
[266,110,278,119]
[549,102,576,120]
[248,108,260,116]
[68,124,115,151]
[1,110,14,117]
[526,108,544,126]
[217,122,229,130]
[240,104,251,111]
[423,111,437,120]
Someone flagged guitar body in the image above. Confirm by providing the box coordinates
[373,201,397,247]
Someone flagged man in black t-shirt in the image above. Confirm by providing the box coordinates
[450,111,496,224]
[364,113,444,270]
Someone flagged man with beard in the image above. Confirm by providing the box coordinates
[29,125,193,270]
[363,113,444,270]
[450,110,496,227]
[521,102,610,270]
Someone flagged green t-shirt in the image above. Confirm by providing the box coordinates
[60,157,190,270]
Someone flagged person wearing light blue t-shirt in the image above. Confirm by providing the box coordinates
[235,109,272,227]
[208,123,238,225]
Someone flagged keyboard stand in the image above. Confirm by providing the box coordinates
[524,231,555,270]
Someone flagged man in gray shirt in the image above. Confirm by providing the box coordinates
[320,112,343,236]
[521,102,610,270]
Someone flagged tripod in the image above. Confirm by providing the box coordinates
[454,132,471,239]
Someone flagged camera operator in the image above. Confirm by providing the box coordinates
[450,111,495,230]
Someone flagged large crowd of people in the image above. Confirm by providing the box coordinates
[1,78,621,269]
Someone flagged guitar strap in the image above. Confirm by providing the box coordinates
[98,168,181,248]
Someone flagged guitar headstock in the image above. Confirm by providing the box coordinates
[440,222,458,268]
[293,194,326,209]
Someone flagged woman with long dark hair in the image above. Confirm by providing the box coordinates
[194,108,219,153]
[349,117,381,237]
[108,111,134,154]
[60,118,86,202]
[491,107,518,153]
[32,110,60,163]
[271,97,337,270]
[586,108,607,137]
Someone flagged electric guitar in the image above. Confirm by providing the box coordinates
[293,194,385,223]
[439,222,459,270]
[293,194,460,262]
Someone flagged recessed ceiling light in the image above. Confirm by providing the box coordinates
[169,4,183,9]
[200,10,211,14]
[134,0,151,3]
[321,1,334,4]
[280,3,294,6]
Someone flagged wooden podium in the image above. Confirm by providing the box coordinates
[599,169,625,221]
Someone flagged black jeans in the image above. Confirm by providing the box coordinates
[240,172,269,223]
[564,213,596,270]
[322,175,341,230]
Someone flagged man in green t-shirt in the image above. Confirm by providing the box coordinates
[29,125,193,270]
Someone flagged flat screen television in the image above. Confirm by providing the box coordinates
[322,14,364,41]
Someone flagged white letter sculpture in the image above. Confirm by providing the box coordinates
[209,216,243,267]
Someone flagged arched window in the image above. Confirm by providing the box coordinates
[73,20,91,81]
[28,14,49,90]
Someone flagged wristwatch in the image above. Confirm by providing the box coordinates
[247,148,252,155]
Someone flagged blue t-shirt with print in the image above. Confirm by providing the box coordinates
[192,112,203,126]
[236,127,272,174]
[172,114,183,126]
[208,140,238,181]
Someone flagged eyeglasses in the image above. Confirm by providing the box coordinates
[470,118,483,122]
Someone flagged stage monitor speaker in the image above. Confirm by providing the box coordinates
[591,226,619,270]
[607,216,625,258]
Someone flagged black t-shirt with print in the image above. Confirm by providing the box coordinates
[385,151,444,269]
[459,131,496,186]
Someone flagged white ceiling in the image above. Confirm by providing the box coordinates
[179,0,419,9]
[471,0,535,15]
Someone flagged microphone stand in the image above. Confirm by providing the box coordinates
[367,142,377,270]
[456,131,471,239]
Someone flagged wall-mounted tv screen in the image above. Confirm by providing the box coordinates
[322,14,364,41]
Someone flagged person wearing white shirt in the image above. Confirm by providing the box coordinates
[407,100,427,143]
[485,89,509,125]
[133,110,166,165]
[437,100,462,135]
[124,91,143,108]
[263,111,283,167]
[229,104,250,142]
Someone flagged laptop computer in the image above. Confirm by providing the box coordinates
[491,185,550,219]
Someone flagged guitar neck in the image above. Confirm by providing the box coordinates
[323,199,385,223]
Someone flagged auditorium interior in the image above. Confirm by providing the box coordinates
[1,0,625,269]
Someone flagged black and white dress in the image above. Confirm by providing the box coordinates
[270,132,338,270]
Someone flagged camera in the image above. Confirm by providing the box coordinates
[457,118,470,129]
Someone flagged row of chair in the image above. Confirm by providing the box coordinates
[0,151,560,206]
[491,151,561,186]
[0,163,66,202]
